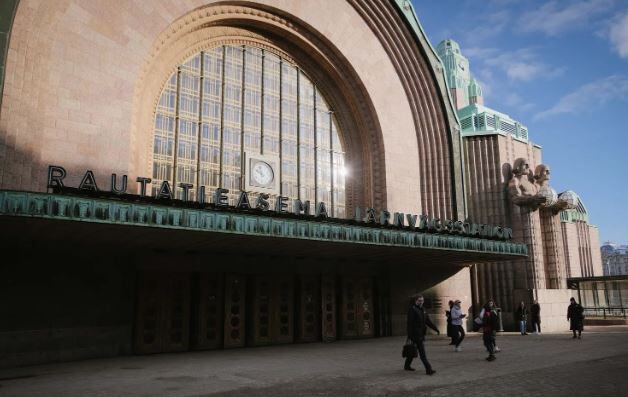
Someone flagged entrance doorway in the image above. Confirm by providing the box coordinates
[133,271,386,354]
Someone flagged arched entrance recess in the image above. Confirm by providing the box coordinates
[130,2,387,213]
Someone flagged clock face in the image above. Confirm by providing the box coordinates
[458,62,465,71]
[252,161,274,186]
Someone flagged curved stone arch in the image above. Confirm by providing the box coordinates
[348,0,464,220]
[130,1,388,212]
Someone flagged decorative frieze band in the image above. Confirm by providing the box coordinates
[0,190,527,257]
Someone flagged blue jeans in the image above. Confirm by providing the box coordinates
[519,320,527,334]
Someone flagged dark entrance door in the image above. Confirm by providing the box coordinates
[248,275,294,346]
[340,276,374,339]
[134,272,191,354]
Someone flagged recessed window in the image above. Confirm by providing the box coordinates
[152,45,346,217]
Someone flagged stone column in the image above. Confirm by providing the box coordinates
[540,208,567,289]
[514,206,546,291]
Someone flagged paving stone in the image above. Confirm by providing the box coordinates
[0,327,626,396]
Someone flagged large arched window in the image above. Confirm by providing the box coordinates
[152,45,346,218]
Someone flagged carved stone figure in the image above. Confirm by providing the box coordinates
[534,164,558,208]
[534,164,576,212]
[508,158,545,209]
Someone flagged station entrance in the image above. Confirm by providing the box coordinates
[133,270,388,354]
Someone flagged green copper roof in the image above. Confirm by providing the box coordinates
[457,103,530,141]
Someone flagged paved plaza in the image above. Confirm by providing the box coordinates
[1,326,627,397]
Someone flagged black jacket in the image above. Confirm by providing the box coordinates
[516,306,528,321]
[567,303,584,321]
[531,303,541,320]
[407,304,439,341]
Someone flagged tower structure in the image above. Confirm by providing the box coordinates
[436,39,483,109]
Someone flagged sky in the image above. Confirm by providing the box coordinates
[412,0,628,245]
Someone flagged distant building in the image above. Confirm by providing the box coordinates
[601,243,628,275]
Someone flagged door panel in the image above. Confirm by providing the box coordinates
[249,275,273,346]
[297,275,320,342]
[134,272,191,354]
[134,273,164,354]
[193,273,224,350]
[356,277,374,338]
[321,275,336,342]
[224,274,246,348]
[162,273,191,352]
[340,277,358,338]
[274,275,294,344]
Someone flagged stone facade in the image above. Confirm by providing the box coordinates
[0,0,604,368]
[0,0,486,367]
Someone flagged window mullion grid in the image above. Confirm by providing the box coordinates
[278,58,283,196]
[239,45,246,204]
[260,49,265,155]
[329,111,334,217]
[218,47,229,193]
[296,68,301,201]
[195,51,205,197]
[313,88,318,207]
[172,67,182,192]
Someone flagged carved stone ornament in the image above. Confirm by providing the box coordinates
[534,164,577,213]
[534,164,558,208]
[508,158,545,209]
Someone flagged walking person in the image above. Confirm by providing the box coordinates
[567,297,584,339]
[482,300,499,361]
[404,294,440,374]
[516,301,528,335]
[531,300,541,335]
[475,305,500,352]
[450,299,466,352]
[446,300,455,345]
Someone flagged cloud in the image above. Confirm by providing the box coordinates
[463,47,499,60]
[484,48,565,82]
[466,10,510,42]
[503,93,535,112]
[534,75,628,120]
[609,12,628,58]
[519,0,614,36]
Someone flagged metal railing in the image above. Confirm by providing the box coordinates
[583,307,627,319]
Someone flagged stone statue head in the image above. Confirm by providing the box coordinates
[512,158,530,177]
[534,164,551,184]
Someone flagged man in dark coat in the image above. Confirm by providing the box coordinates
[446,300,454,345]
[515,301,528,335]
[567,297,584,339]
[405,294,440,374]
[531,300,541,334]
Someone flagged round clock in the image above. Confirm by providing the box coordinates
[252,161,274,185]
